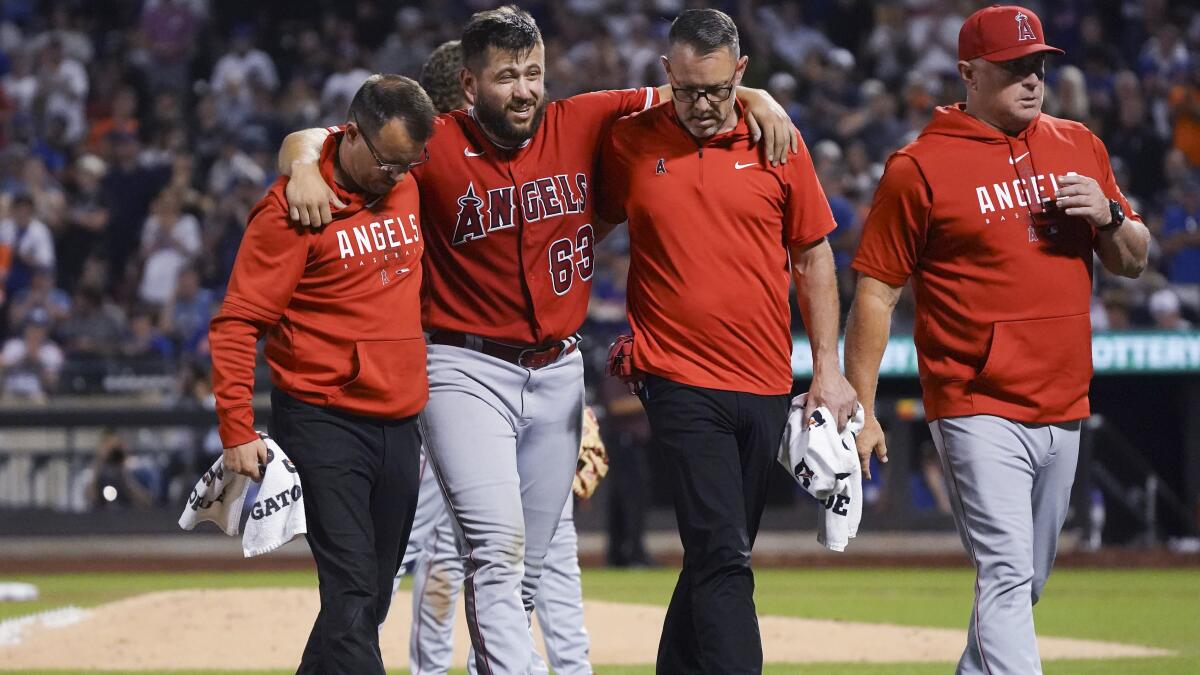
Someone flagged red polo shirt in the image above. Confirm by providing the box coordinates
[598,102,836,395]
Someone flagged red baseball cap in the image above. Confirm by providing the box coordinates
[958,5,1064,62]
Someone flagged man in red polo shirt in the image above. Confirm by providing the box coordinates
[597,10,855,673]
[209,75,435,675]
[845,6,1150,674]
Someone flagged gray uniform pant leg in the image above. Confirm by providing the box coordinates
[421,345,583,675]
[930,414,1080,675]
[408,465,462,675]
[535,495,592,675]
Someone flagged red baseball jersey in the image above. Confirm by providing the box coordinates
[597,102,836,395]
[211,129,427,447]
[411,87,657,346]
[853,105,1138,423]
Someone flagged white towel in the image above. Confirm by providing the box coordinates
[777,393,865,552]
[178,434,307,557]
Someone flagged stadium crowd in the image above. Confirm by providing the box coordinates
[0,0,1197,413]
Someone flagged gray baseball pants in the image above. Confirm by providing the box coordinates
[930,414,1081,675]
[419,344,583,675]
[401,453,592,675]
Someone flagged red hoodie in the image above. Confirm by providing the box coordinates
[210,129,427,447]
[853,105,1137,423]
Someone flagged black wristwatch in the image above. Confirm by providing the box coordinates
[1096,199,1125,233]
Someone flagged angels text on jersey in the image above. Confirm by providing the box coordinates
[451,173,588,246]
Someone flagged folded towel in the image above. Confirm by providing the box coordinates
[777,394,865,552]
[179,433,306,557]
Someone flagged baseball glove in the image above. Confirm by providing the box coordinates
[573,405,610,500]
[606,334,644,394]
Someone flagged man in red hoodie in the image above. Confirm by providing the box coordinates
[209,74,435,675]
[845,6,1150,674]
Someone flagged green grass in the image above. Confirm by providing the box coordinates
[2,567,1197,674]
[581,567,1200,654]
[0,571,316,622]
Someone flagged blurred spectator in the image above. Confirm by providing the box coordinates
[0,311,62,402]
[1,50,35,118]
[1047,65,1090,122]
[766,71,805,129]
[26,3,93,64]
[159,264,214,353]
[120,306,173,362]
[1161,180,1200,284]
[59,284,125,360]
[100,130,170,292]
[7,268,69,332]
[861,4,912,84]
[84,429,155,510]
[211,25,279,96]
[58,154,112,290]
[1107,96,1168,204]
[205,134,264,196]
[138,189,200,306]
[17,155,65,228]
[373,7,433,77]
[758,2,832,70]
[1095,288,1136,331]
[277,76,322,132]
[34,37,88,144]
[1169,63,1200,167]
[137,0,204,93]
[0,193,55,300]
[1149,289,1193,330]
[836,79,903,159]
[86,86,138,154]
[320,45,371,119]
[1139,25,1191,80]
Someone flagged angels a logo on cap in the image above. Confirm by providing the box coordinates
[1015,12,1037,42]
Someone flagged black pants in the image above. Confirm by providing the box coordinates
[605,422,653,566]
[641,374,790,675]
[270,390,421,675]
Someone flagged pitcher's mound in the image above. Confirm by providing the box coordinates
[0,588,1171,670]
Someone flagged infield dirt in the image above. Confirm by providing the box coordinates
[0,588,1171,669]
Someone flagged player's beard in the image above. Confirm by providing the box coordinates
[474,90,546,147]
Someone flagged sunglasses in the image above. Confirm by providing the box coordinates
[353,114,429,176]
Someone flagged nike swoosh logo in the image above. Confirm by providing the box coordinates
[734,161,758,170]
[1008,152,1030,164]
[464,148,485,157]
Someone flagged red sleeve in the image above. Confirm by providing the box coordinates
[851,153,932,286]
[560,87,658,125]
[209,187,309,447]
[595,125,630,225]
[783,132,838,247]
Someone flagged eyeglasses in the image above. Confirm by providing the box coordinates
[353,114,429,176]
[670,71,737,105]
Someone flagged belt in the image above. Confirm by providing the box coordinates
[429,331,580,370]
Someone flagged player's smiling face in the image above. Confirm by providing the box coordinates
[662,43,747,139]
[962,53,1047,134]
[464,43,547,147]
